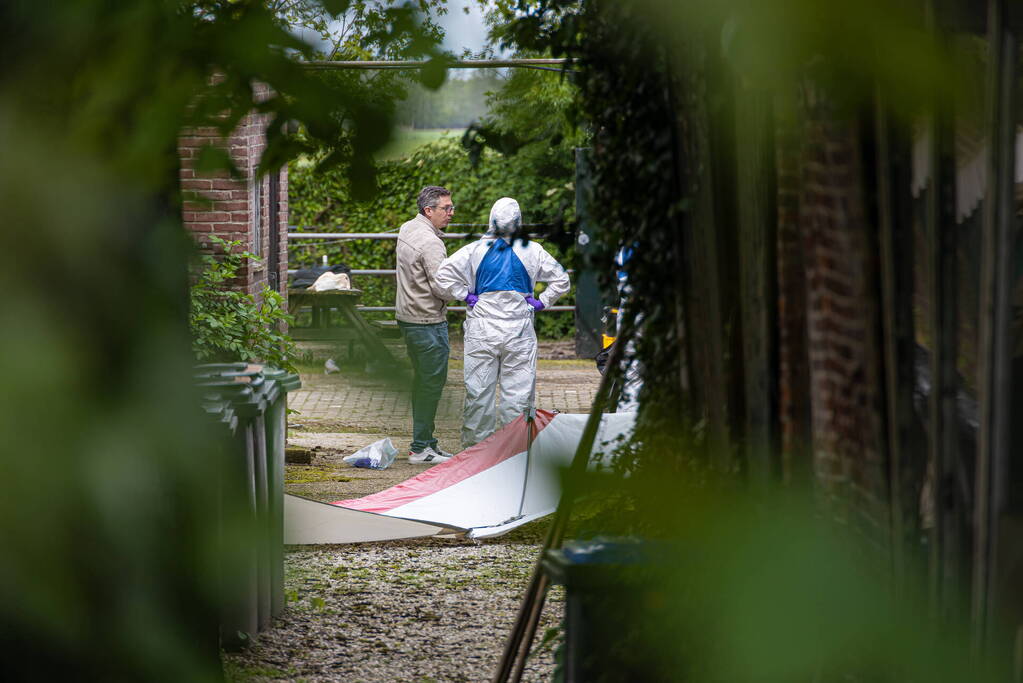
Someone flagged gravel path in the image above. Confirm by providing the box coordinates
[223,541,563,682]
[223,341,594,682]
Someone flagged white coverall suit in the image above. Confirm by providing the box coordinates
[435,198,571,448]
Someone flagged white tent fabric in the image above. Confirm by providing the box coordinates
[283,494,465,545]
[283,410,635,544]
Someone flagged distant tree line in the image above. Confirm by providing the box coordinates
[394,70,503,129]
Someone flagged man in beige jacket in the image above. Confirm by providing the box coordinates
[395,186,456,464]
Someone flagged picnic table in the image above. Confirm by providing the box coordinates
[287,288,398,368]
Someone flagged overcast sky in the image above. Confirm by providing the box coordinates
[436,0,491,56]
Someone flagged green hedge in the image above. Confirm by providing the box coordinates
[288,138,577,338]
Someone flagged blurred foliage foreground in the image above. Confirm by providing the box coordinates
[0,0,444,680]
[561,462,998,682]
[0,0,1005,680]
[490,0,1014,681]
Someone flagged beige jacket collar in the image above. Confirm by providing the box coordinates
[413,212,444,238]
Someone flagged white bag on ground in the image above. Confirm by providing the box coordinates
[343,438,398,470]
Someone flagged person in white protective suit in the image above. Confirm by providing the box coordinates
[435,198,571,448]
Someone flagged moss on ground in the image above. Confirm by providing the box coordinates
[285,465,353,484]
[222,659,302,682]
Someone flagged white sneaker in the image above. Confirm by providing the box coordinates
[408,447,452,465]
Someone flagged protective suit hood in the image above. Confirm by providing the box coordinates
[487,197,521,239]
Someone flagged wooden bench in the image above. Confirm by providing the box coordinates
[287,289,398,368]
[371,319,401,339]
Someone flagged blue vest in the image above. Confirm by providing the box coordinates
[474,239,531,295]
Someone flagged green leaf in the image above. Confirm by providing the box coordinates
[417,57,448,90]
[194,145,242,180]
[319,0,352,19]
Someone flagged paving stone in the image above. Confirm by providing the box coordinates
[289,357,601,436]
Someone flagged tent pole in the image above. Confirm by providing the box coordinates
[493,326,630,683]
[516,406,537,519]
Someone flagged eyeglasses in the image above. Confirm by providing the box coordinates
[429,204,455,214]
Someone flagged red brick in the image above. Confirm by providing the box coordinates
[179,136,212,147]
[179,82,288,298]
[181,179,213,191]
[191,211,231,222]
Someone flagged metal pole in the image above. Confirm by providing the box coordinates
[286,232,551,240]
[350,305,575,313]
[299,58,569,71]
[291,223,556,230]
[287,269,573,276]
[516,407,538,519]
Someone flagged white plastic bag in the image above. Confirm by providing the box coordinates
[308,271,351,291]
[342,438,398,470]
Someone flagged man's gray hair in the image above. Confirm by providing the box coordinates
[417,186,451,215]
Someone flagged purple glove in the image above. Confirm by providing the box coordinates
[524,295,545,311]
[465,293,479,308]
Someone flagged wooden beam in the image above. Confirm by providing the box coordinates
[925,13,963,622]
[972,0,1018,647]
[675,40,732,469]
[875,90,924,594]
[735,86,780,487]
[665,73,697,413]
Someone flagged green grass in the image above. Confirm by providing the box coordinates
[376,127,466,160]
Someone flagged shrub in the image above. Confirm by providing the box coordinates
[189,236,298,371]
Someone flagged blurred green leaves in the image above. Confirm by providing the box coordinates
[0,0,442,678]
[418,56,451,89]
[195,145,243,180]
[4,0,449,201]
[259,0,450,197]
[503,0,963,119]
[0,99,230,679]
[320,0,353,17]
[565,465,994,682]
[660,0,957,117]
[484,1,1010,680]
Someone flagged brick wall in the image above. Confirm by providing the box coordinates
[775,94,813,484]
[178,82,288,303]
[779,91,891,547]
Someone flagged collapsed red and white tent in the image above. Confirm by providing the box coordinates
[284,410,635,544]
